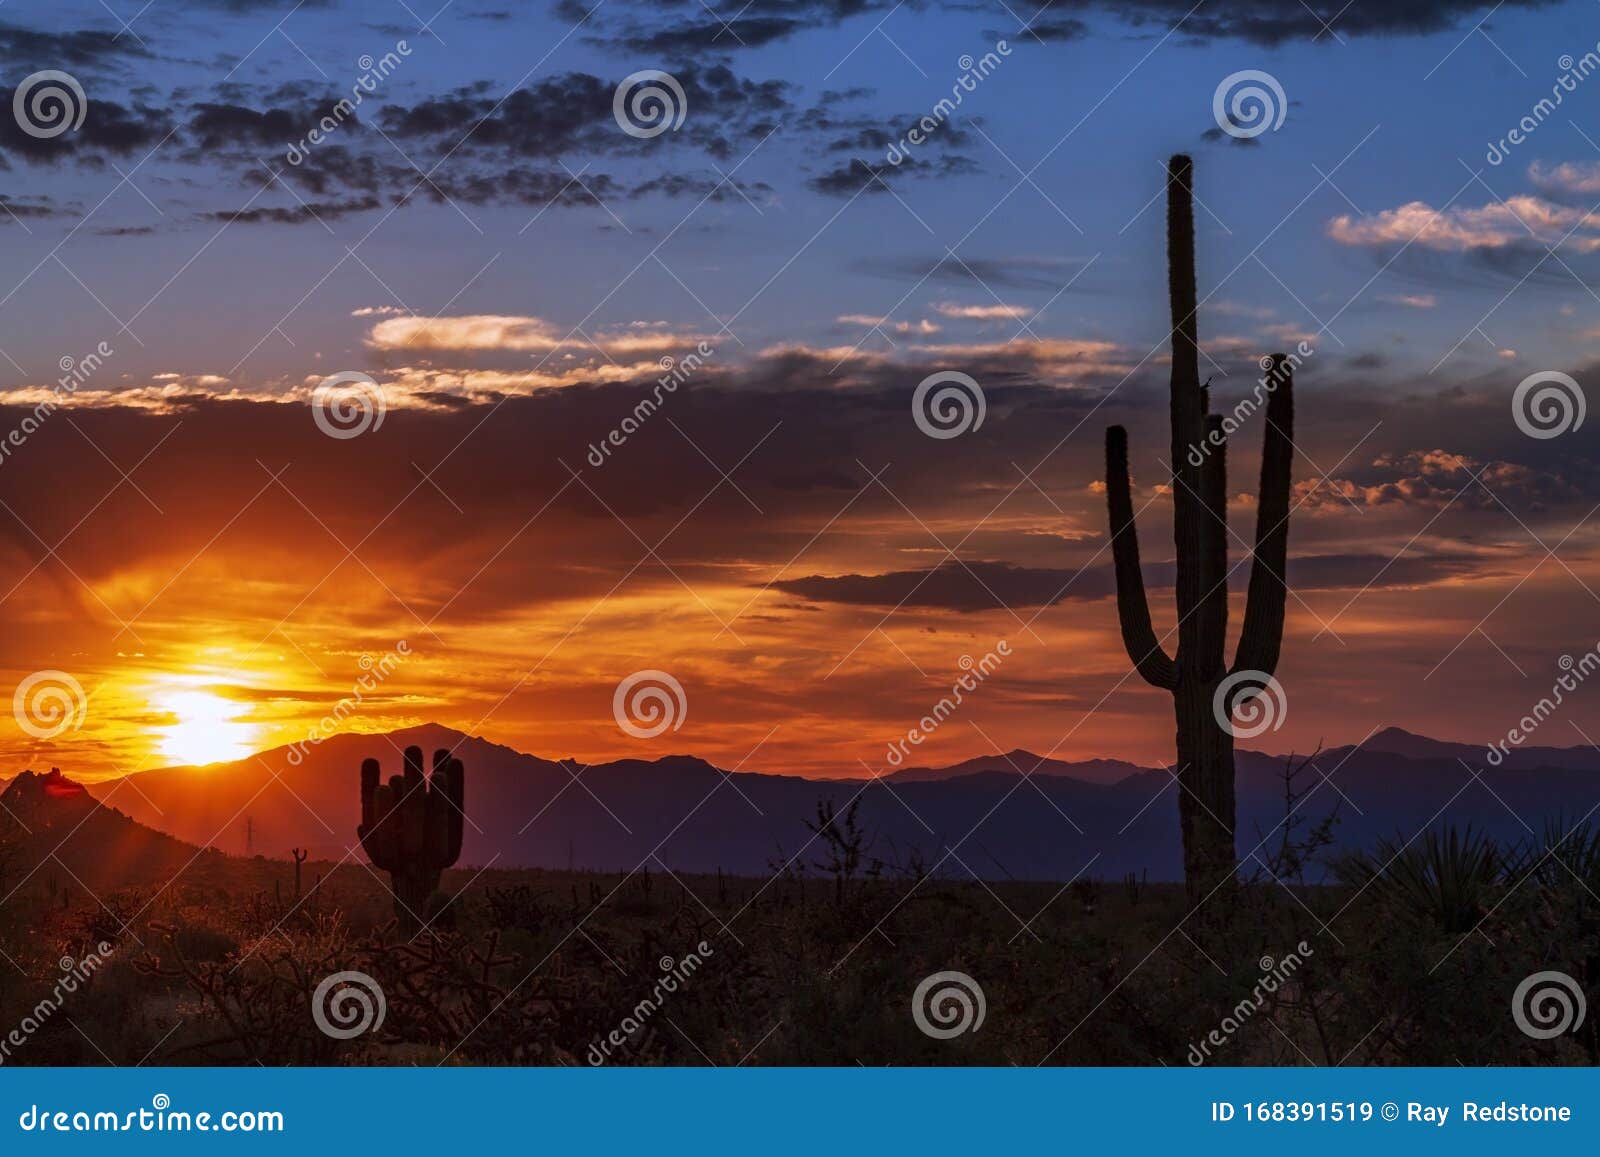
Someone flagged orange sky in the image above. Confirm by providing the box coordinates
[2,343,1597,784]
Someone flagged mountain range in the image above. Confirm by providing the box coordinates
[8,723,1594,884]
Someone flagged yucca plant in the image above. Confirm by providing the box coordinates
[1338,826,1505,934]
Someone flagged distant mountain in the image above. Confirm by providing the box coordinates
[0,768,220,894]
[55,726,1600,883]
[888,749,1154,786]
[1327,726,1600,771]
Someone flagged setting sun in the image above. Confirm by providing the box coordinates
[156,690,257,767]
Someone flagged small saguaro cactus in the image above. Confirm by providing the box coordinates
[1103,155,1293,896]
[291,847,308,899]
[357,746,465,933]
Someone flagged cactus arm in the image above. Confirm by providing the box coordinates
[1232,355,1294,678]
[1105,425,1178,690]
[443,756,464,865]
[1197,412,1229,675]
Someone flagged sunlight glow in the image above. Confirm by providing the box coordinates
[156,689,257,767]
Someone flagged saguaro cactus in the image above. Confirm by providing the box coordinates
[1103,155,1293,895]
[357,746,465,933]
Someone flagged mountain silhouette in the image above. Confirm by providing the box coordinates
[73,724,1600,882]
[0,768,220,893]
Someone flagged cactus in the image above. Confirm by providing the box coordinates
[290,847,308,899]
[1103,155,1293,895]
[357,746,465,933]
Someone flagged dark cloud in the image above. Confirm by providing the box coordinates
[850,253,1093,291]
[1200,125,1260,147]
[201,194,382,224]
[1009,0,1556,46]
[771,552,1485,611]
[0,23,152,69]
[0,92,172,166]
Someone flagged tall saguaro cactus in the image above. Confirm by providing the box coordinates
[357,746,465,933]
[1103,155,1294,894]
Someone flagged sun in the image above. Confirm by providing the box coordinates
[156,690,256,766]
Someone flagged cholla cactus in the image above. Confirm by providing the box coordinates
[357,746,465,933]
[1103,155,1293,894]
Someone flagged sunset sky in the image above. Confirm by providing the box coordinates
[1,0,1599,781]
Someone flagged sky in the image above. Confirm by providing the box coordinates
[0,0,1599,780]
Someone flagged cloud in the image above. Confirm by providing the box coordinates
[934,302,1033,320]
[1327,196,1600,252]
[1528,159,1600,199]
[837,315,942,334]
[363,314,714,356]
[1297,449,1589,512]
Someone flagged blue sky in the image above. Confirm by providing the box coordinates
[1,0,1595,389]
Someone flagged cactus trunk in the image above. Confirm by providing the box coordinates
[1103,155,1293,897]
